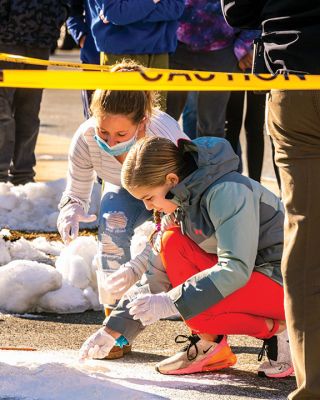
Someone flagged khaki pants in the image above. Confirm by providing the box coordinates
[101,52,168,111]
[267,90,320,400]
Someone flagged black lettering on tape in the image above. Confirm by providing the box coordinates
[168,73,192,81]
[194,73,215,81]
[254,74,278,81]
[140,72,163,81]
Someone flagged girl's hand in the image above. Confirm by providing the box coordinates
[127,292,178,326]
[79,327,115,360]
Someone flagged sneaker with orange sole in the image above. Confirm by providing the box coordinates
[155,334,237,375]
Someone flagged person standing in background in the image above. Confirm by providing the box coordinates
[222,1,320,399]
[166,0,258,138]
[0,0,69,185]
[87,0,185,110]
[67,0,100,119]
[225,65,266,182]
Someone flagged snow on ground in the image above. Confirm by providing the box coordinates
[0,179,100,231]
[0,223,153,315]
[0,349,281,400]
[0,177,154,315]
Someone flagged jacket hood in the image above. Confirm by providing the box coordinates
[170,137,239,207]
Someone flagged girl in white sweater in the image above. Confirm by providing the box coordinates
[57,61,188,309]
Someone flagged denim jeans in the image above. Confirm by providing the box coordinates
[98,183,152,270]
[166,42,238,138]
[182,91,198,140]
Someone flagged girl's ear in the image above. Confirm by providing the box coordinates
[138,116,149,135]
[166,173,179,187]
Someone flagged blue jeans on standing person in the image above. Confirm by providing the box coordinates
[167,42,238,138]
[182,92,198,139]
[98,184,152,270]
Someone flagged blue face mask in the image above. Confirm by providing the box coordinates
[94,126,138,156]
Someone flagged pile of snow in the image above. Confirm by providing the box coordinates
[0,222,153,315]
[0,179,100,231]
[0,235,100,314]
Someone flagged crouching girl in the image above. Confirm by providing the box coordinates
[80,136,293,378]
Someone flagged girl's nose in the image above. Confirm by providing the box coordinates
[143,200,153,211]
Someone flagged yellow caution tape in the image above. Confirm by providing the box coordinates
[0,52,170,73]
[0,69,317,91]
[0,52,109,71]
[0,52,318,91]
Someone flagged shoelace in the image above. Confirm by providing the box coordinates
[175,334,200,361]
[258,339,268,362]
[258,336,278,364]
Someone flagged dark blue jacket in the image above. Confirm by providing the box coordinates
[87,0,185,54]
[0,0,70,48]
[67,0,100,64]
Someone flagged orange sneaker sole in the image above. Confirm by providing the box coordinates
[202,353,237,372]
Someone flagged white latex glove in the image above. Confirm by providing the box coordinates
[106,264,138,301]
[127,292,178,326]
[79,327,115,360]
[57,202,97,244]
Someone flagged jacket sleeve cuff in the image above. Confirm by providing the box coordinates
[167,272,224,320]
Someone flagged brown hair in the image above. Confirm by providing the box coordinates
[121,136,187,191]
[122,136,191,250]
[90,59,159,123]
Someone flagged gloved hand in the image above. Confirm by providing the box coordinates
[57,202,97,244]
[106,264,138,301]
[127,292,178,326]
[79,327,115,360]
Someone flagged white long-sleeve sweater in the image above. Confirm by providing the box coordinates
[61,109,189,211]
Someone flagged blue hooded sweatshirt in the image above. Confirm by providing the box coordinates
[86,0,185,54]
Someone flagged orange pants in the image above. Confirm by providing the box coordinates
[161,228,285,339]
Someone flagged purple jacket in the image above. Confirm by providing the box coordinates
[178,0,259,60]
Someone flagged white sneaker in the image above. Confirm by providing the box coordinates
[155,334,237,375]
[258,330,294,378]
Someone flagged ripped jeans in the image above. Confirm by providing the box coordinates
[98,184,152,270]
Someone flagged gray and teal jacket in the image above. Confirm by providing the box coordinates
[166,137,284,320]
[105,136,284,341]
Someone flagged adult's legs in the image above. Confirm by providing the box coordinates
[0,44,21,182]
[167,44,238,137]
[182,91,198,139]
[166,42,191,120]
[0,86,16,182]
[270,136,282,191]
[225,90,245,153]
[267,90,320,400]
[98,184,152,270]
[9,46,50,185]
[81,90,94,119]
[245,92,265,182]
[11,87,43,184]
[196,46,238,138]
